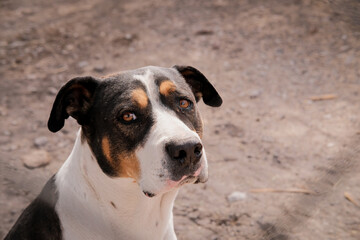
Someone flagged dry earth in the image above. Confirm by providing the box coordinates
[1,0,360,239]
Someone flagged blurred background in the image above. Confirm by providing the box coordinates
[1,0,360,239]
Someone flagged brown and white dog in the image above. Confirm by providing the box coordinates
[5,65,222,240]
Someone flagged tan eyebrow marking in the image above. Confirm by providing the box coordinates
[159,80,176,97]
[131,88,149,109]
[103,136,140,180]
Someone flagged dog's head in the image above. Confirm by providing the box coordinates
[48,66,222,197]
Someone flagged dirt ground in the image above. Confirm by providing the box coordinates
[1,0,360,239]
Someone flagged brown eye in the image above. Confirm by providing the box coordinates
[179,99,190,109]
[122,112,137,122]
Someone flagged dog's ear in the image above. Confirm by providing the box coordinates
[173,65,222,107]
[48,76,100,132]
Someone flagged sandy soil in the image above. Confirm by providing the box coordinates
[1,0,360,239]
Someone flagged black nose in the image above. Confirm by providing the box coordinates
[165,141,203,165]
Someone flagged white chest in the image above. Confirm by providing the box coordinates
[54,133,178,240]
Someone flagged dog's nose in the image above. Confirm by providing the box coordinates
[165,142,203,165]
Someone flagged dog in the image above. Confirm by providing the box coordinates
[5,65,222,240]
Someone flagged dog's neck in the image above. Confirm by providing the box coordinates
[55,129,178,240]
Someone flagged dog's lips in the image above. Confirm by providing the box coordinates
[143,191,155,198]
[142,163,205,198]
[166,163,204,188]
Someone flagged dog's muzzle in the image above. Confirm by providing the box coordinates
[142,140,206,198]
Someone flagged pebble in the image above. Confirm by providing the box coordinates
[249,89,262,99]
[22,150,50,169]
[9,41,25,48]
[57,140,69,148]
[227,191,247,203]
[124,33,134,40]
[65,44,74,50]
[78,61,88,68]
[0,41,7,47]
[34,136,48,147]
[0,107,8,116]
[93,65,105,73]
[3,130,12,136]
[47,87,58,95]
[3,144,18,152]
[26,74,37,80]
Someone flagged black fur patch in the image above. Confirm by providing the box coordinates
[5,175,62,240]
[83,78,154,177]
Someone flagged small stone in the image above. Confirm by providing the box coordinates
[239,103,248,108]
[195,30,214,36]
[78,61,88,68]
[0,41,7,47]
[22,150,50,169]
[227,191,247,203]
[0,107,8,116]
[57,140,69,148]
[124,33,133,40]
[65,44,74,50]
[8,145,18,151]
[249,89,262,99]
[93,65,105,73]
[34,136,48,147]
[47,87,58,95]
[9,41,25,48]
[3,130,12,136]
[27,86,37,93]
[26,74,37,80]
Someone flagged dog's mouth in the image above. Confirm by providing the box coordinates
[143,191,156,198]
[142,164,205,198]
[142,175,198,198]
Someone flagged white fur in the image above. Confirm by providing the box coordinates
[56,130,178,240]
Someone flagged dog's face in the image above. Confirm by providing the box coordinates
[48,66,222,197]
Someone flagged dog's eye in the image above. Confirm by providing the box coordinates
[122,112,137,122]
[179,99,191,109]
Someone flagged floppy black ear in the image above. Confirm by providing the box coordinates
[47,76,100,132]
[173,65,222,107]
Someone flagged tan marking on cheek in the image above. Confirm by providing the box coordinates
[159,80,176,96]
[118,152,140,180]
[132,88,148,109]
[102,137,113,164]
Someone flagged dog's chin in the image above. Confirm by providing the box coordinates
[141,164,208,198]
[141,177,196,198]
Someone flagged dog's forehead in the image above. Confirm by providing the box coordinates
[101,66,190,96]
